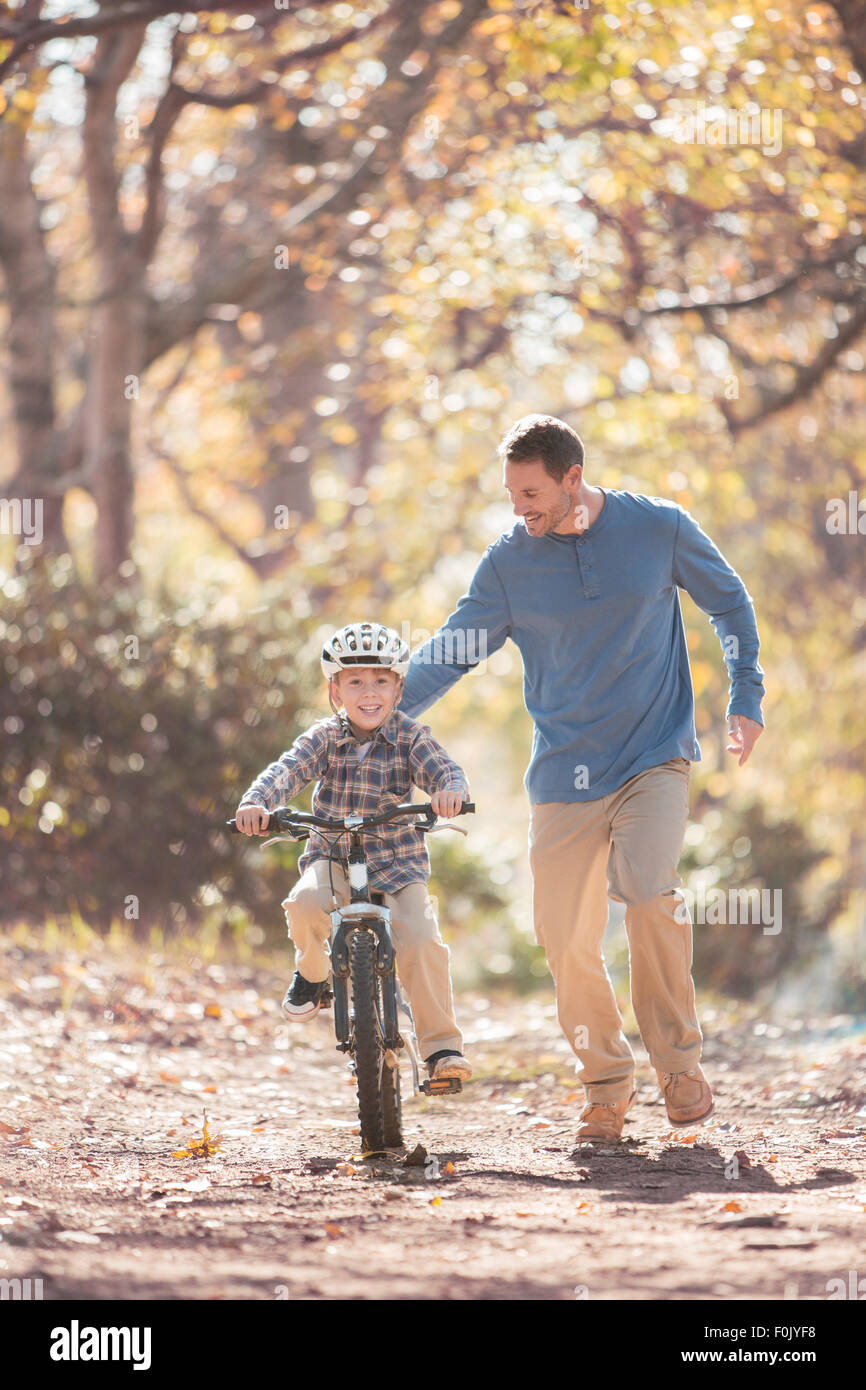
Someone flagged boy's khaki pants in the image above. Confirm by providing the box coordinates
[529,757,702,1104]
[282,860,462,1060]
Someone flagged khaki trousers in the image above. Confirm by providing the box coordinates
[528,757,702,1104]
[282,860,462,1060]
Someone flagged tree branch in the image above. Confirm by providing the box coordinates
[639,244,866,317]
[136,21,188,264]
[169,0,411,108]
[718,299,866,435]
[0,1,281,80]
[145,0,491,364]
[81,24,148,259]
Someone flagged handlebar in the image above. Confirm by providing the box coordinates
[226,800,475,837]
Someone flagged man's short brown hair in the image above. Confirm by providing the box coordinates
[497,414,585,484]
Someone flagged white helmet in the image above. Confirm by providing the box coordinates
[321,622,410,679]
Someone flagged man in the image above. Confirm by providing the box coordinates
[398,414,765,1142]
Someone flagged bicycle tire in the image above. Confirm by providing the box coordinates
[380,971,403,1147]
[349,930,386,1152]
[382,1062,402,1147]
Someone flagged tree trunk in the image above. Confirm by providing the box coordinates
[0,103,66,554]
[85,273,145,580]
[81,20,148,581]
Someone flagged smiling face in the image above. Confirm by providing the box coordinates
[503,457,582,536]
[331,667,402,733]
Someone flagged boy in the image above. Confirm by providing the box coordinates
[235,621,472,1083]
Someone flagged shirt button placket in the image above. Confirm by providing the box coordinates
[576,536,599,599]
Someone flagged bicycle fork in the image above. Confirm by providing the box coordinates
[327,904,460,1095]
[329,906,400,1050]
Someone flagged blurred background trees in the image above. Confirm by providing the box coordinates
[1,0,865,1006]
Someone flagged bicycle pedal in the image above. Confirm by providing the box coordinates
[419,1078,463,1096]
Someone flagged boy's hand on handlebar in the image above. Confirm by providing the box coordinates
[430,788,466,819]
[235,803,269,835]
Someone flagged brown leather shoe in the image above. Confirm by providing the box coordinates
[575,1089,636,1142]
[656,1065,714,1125]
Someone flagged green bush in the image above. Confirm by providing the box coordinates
[681,800,844,998]
[1,556,319,932]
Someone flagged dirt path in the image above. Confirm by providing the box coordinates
[1,931,864,1302]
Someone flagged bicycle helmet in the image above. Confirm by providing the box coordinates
[321,622,411,679]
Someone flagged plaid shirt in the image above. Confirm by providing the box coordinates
[238,708,470,893]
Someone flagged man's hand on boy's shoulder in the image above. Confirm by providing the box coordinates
[236,802,270,835]
[430,787,468,818]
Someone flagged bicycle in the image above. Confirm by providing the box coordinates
[227,799,475,1151]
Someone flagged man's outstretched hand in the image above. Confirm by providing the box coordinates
[727,714,763,766]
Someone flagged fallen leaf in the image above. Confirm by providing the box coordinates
[723,1200,743,1212]
[443,1161,455,1175]
[0,1121,29,1138]
[159,1072,180,1084]
[430,1196,442,1207]
[172,1109,222,1159]
[324,1222,344,1237]
[204,1005,222,1019]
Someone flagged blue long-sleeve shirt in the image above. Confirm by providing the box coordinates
[398,489,765,803]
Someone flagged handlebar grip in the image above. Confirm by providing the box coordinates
[460,801,475,814]
[226,812,275,834]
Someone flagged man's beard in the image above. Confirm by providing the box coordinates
[539,490,573,534]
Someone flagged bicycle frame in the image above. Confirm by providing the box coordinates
[328,833,424,1091]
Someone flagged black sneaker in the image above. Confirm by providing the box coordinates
[424,1049,473,1081]
[281,972,329,1023]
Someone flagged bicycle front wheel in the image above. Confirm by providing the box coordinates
[381,1041,403,1148]
[349,930,386,1152]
